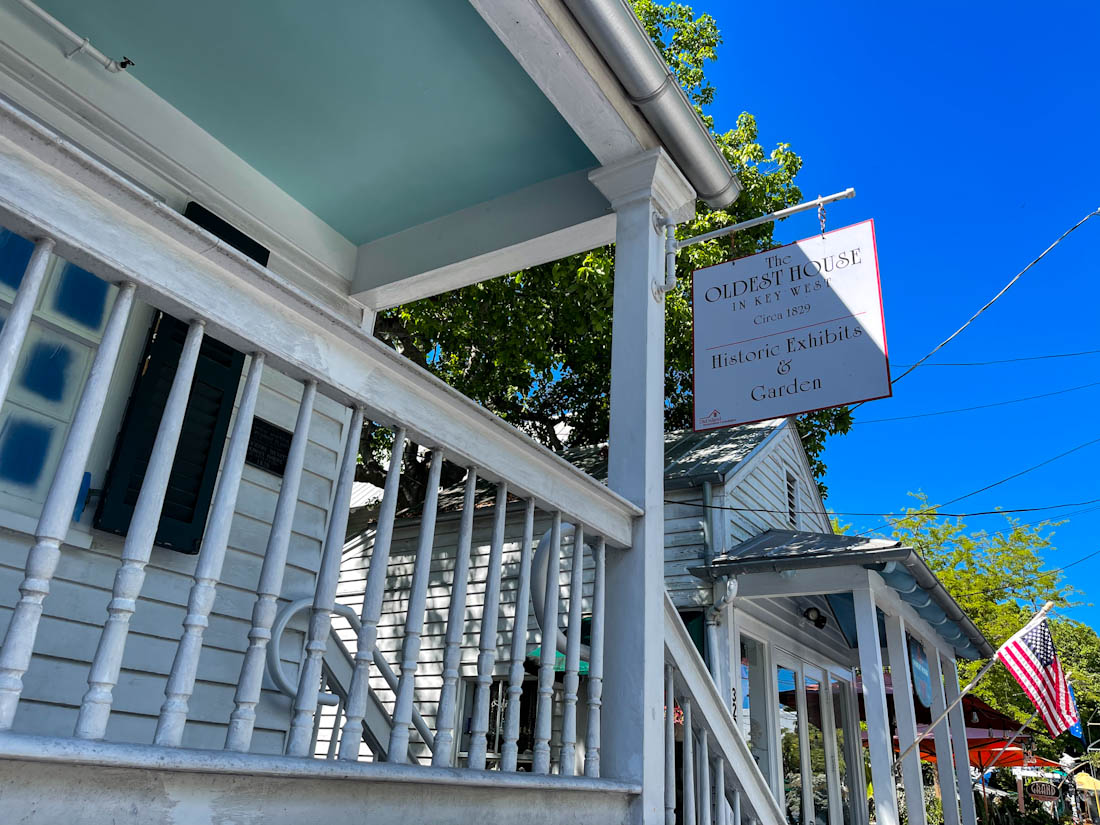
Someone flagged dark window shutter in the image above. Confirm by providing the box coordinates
[95,312,245,553]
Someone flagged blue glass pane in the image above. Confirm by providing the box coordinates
[21,340,75,403]
[0,417,52,486]
[0,230,34,291]
[53,262,109,330]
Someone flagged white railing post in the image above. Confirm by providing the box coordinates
[0,237,53,408]
[945,656,979,825]
[532,511,562,774]
[715,756,727,825]
[286,405,364,756]
[386,448,444,762]
[700,732,712,825]
[501,497,535,772]
[584,536,606,778]
[884,612,927,825]
[432,468,477,766]
[683,698,697,825]
[468,481,508,770]
[665,666,676,825]
[590,149,695,821]
[225,380,317,751]
[928,648,962,825]
[76,318,206,740]
[734,789,742,825]
[852,585,900,825]
[0,280,135,730]
[558,524,585,775]
[338,426,406,760]
[154,352,265,747]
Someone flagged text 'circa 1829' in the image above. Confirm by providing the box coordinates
[691,219,890,430]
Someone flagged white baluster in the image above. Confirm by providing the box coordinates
[532,511,561,774]
[326,694,343,759]
[76,318,206,740]
[734,788,742,825]
[715,757,727,825]
[225,379,317,751]
[683,698,697,825]
[583,536,605,778]
[0,280,135,730]
[468,481,508,770]
[558,524,585,775]
[386,449,443,762]
[700,732,712,825]
[153,352,265,746]
[501,497,535,772]
[665,665,677,825]
[0,237,53,409]
[432,468,477,766]
[286,405,364,756]
[338,426,405,760]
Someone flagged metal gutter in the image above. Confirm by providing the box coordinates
[562,0,741,208]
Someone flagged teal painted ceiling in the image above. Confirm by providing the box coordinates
[36,1,596,244]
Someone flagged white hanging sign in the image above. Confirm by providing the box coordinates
[692,219,890,430]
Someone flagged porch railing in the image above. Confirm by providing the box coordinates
[664,594,786,825]
[0,96,638,779]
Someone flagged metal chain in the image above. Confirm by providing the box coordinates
[817,198,827,240]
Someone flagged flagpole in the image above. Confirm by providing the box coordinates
[981,707,1040,774]
[892,601,1054,772]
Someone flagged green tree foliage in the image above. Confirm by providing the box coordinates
[889,494,1099,757]
[364,1,851,503]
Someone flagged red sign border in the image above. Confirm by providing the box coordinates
[690,218,892,433]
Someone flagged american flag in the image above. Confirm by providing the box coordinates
[996,614,1080,737]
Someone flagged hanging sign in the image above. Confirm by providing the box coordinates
[691,220,890,430]
[1027,781,1059,802]
[909,637,933,709]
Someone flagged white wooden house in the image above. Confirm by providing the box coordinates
[0,2,986,824]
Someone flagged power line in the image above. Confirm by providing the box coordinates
[850,435,1100,536]
[851,380,1100,424]
[887,208,1100,388]
[669,496,1100,519]
[954,547,1100,599]
[891,348,1100,368]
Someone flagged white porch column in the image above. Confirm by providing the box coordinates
[944,656,979,825]
[884,612,927,825]
[928,649,962,825]
[590,148,695,825]
[852,586,900,825]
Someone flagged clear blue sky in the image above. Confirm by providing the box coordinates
[692,0,1100,626]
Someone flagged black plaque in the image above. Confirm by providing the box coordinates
[245,417,293,477]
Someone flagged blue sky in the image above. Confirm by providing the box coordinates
[691,0,1100,626]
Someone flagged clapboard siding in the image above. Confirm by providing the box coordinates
[0,351,350,753]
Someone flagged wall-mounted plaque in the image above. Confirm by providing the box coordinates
[245,417,293,477]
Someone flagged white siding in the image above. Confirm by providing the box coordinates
[0,352,349,753]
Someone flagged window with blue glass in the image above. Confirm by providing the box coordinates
[0,229,115,513]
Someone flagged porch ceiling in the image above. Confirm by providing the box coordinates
[32,0,597,245]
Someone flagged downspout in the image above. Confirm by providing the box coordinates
[702,482,735,682]
[562,0,740,207]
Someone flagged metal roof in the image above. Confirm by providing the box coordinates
[693,528,994,660]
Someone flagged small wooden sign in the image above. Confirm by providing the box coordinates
[1027,780,1058,802]
[245,417,293,477]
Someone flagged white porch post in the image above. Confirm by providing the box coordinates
[928,649,962,825]
[944,656,979,825]
[852,586,901,825]
[590,148,695,825]
[884,611,927,825]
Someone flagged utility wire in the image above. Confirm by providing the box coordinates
[851,380,1100,425]
[668,496,1100,519]
[954,547,1100,599]
[850,435,1100,536]
[891,348,1100,368]
[887,208,1100,388]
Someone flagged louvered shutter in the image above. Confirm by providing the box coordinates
[95,312,244,553]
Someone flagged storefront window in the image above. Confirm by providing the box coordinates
[831,678,855,825]
[806,676,829,825]
[778,665,802,825]
[740,636,771,775]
